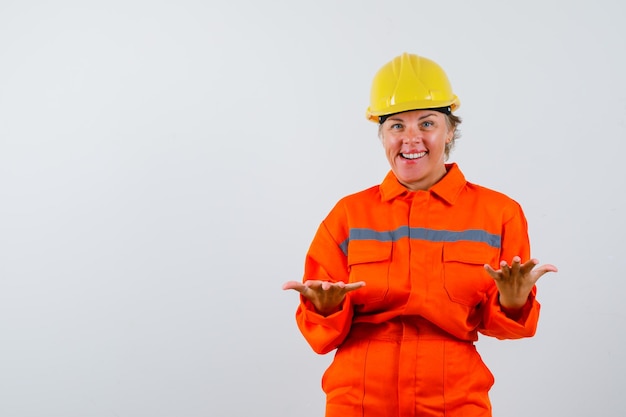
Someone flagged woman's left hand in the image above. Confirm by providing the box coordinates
[484,256,558,309]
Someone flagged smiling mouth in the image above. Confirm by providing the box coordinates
[401,151,427,160]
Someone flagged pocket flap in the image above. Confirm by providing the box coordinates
[347,240,392,266]
[443,241,498,265]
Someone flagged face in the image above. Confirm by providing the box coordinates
[380,109,454,191]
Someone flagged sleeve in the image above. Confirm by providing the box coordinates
[294,207,354,354]
[479,200,541,340]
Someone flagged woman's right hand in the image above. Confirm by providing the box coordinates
[282,280,366,316]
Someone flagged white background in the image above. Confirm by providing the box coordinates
[1,1,625,416]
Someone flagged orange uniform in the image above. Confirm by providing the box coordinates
[295,164,540,417]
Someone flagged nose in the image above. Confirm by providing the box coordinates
[402,126,421,144]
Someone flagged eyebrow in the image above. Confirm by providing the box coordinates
[386,113,438,123]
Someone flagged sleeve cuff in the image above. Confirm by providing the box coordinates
[300,294,351,325]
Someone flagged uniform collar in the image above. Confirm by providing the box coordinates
[380,163,466,204]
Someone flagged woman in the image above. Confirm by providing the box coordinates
[283,52,557,417]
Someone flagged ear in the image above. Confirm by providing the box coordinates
[445,128,455,143]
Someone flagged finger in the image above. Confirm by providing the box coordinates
[282,281,314,299]
[299,281,311,295]
[345,281,366,292]
[525,260,558,273]
[519,258,539,275]
[510,256,521,276]
[282,281,304,291]
[320,281,345,291]
[500,260,511,276]
[533,264,559,278]
[484,264,501,279]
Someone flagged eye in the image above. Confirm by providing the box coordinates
[421,120,434,128]
[390,123,403,130]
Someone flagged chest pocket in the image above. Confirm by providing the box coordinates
[347,240,392,305]
[442,242,499,307]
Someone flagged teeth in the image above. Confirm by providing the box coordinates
[401,152,426,160]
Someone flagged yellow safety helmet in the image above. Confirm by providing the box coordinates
[366,52,460,123]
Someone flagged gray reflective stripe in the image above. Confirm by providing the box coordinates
[408,228,500,248]
[339,226,500,256]
[339,239,349,256]
[350,226,410,242]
